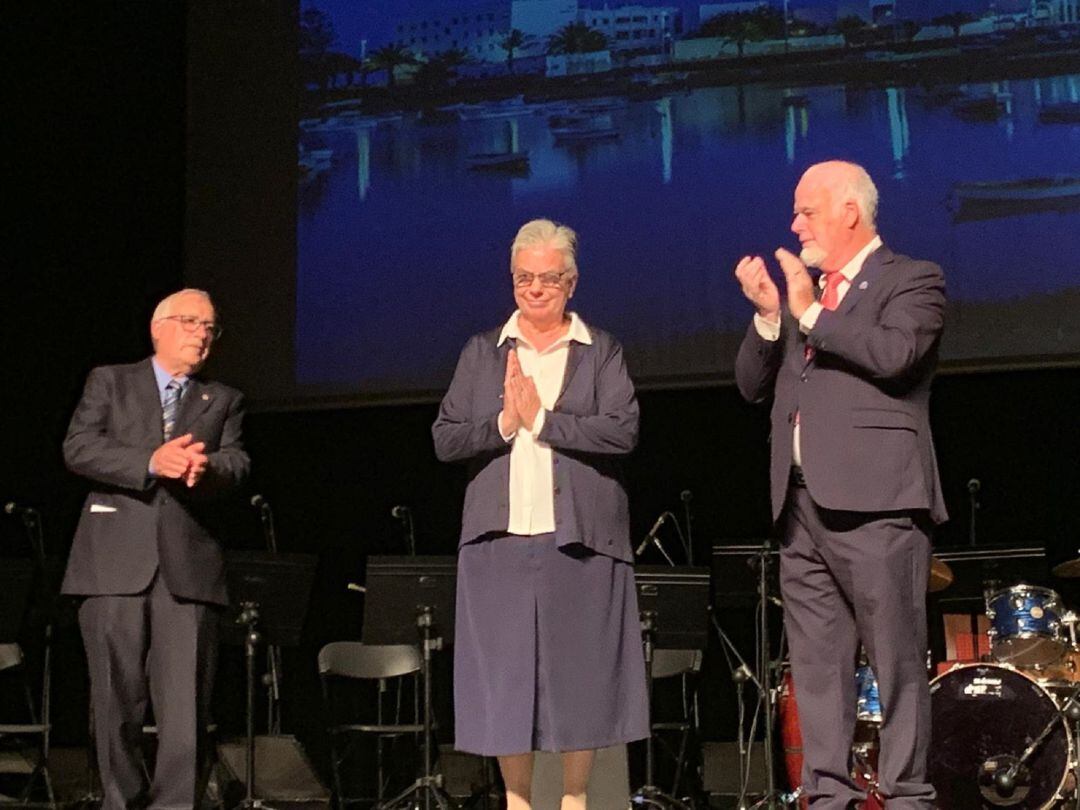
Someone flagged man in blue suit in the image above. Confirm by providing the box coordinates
[734,162,946,810]
[62,289,249,810]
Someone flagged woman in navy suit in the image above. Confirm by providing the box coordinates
[433,219,648,810]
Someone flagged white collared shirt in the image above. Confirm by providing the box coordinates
[751,236,883,466]
[498,310,593,535]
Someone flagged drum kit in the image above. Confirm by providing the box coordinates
[778,558,1080,810]
[931,580,1080,810]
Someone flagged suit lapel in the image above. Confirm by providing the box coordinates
[175,377,212,436]
[834,244,894,318]
[135,359,166,443]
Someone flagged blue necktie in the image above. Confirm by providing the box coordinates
[162,380,183,441]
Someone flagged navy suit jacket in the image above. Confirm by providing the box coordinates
[432,324,639,562]
[61,359,250,605]
[734,244,948,526]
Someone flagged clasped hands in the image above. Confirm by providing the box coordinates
[150,433,208,488]
[734,248,816,322]
[500,349,542,435]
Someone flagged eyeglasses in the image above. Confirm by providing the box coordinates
[512,271,569,288]
[158,314,223,340]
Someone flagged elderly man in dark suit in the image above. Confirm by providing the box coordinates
[734,161,946,810]
[62,288,249,810]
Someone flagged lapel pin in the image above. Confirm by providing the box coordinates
[858,280,869,290]
[201,393,209,400]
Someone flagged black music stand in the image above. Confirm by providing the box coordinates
[221,551,317,810]
[363,556,457,810]
[631,566,710,810]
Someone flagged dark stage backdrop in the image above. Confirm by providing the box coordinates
[5,0,1079,791]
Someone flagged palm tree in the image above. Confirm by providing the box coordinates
[368,44,416,89]
[698,9,780,58]
[500,28,531,75]
[547,22,608,55]
[414,48,470,91]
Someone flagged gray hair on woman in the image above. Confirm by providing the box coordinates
[510,219,579,278]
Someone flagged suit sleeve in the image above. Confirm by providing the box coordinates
[536,337,639,456]
[186,390,250,501]
[807,261,945,380]
[432,336,510,463]
[735,320,785,404]
[63,367,156,491]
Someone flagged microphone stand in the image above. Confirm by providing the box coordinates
[967,479,980,547]
[680,491,694,566]
[256,501,284,734]
[709,608,765,810]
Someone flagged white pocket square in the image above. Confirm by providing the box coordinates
[89,504,117,513]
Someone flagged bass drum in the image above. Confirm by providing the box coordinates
[929,664,1072,810]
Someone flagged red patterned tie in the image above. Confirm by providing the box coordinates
[803,272,846,364]
[820,271,845,311]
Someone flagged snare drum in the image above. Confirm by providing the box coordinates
[929,663,1072,810]
[986,585,1067,667]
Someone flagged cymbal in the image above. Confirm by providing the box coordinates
[1053,558,1080,578]
[929,556,954,593]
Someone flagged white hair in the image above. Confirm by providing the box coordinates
[809,160,879,229]
[510,218,579,278]
[151,288,214,322]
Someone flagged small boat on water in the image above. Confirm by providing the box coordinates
[458,96,535,121]
[953,176,1080,202]
[465,151,530,172]
[551,125,619,144]
[951,176,1080,222]
[1039,102,1080,124]
[952,93,1010,122]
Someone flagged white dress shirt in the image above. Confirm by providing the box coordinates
[498,311,593,536]
[752,236,883,465]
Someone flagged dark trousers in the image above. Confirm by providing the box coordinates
[79,573,218,810]
[779,484,934,810]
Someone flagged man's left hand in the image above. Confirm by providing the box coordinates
[775,248,815,320]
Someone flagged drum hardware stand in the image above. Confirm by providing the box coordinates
[982,687,1074,806]
[631,610,691,810]
[378,605,455,810]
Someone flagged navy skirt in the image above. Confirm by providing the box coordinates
[453,533,649,756]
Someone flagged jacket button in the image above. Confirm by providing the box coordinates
[553,486,561,495]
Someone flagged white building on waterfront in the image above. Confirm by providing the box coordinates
[391,0,577,63]
[1032,0,1079,23]
[580,5,682,52]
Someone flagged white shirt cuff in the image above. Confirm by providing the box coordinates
[799,302,824,334]
[753,313,781,341]
[498,411,516,442]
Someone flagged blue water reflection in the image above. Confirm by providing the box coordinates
[298,73,1080,391]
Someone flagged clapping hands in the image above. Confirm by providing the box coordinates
[150,433,209,488]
